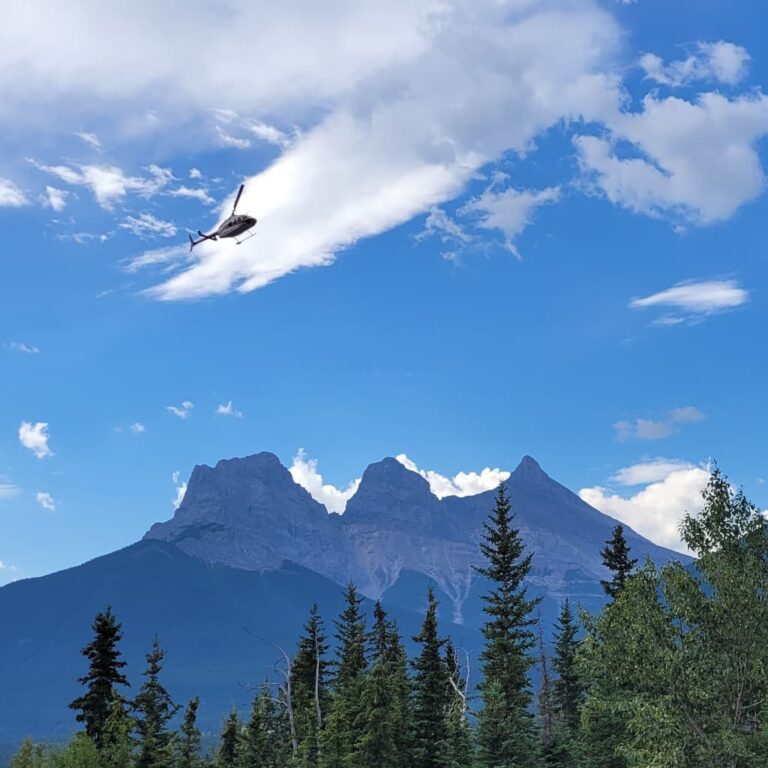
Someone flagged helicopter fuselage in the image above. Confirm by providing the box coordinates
[216,214,257,239]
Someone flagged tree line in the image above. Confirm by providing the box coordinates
[11,467,768,767]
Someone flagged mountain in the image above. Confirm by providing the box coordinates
[146,452,683,621]
[0,452,688,749]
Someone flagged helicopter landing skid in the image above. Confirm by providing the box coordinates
[236,231,257,246]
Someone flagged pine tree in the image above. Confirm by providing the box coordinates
[474,482,540,767]
[600,525,637,600]
[175,697,202,768]
[100,692,135,768]
[411,586,450,768]
[291,604,330,767]
[69,607,130,746]
[444,642,474,768]
[134,637,180,768]
[238,691,269,768]
[320,583,368,768]
[552,600,581,734]
[218,709,240,768]
[537,618,557,757]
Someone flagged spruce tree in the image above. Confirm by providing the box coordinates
[100,692,135,768]
[69,607,130,746]
[600,525,637,600]
[474,482,540,767]
[238,691,269,768]
[411,586,450,768]
[176,697,202,768]
[218,709,240,768]
[552,600,581,733]
[134,637,180,768]
[333,583,367,688]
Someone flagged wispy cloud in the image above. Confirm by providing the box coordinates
[19,421,53,458]
[120,213,177,238]
[171,470,187,508]
[167,401,194,419]
[124,244,188,273]
[629,279,749,324]
[0,177,28,207]
[74,131,103,150]
[130,422,146,433]
[36,491,56,511]
[0,481,20,499]
[41,186,68,212]
[5,341,40,354]
[614,406,704,442]
[640,41,750,87]
[168,186,214,205]
[216,401,243,418]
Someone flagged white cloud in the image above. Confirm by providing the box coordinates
[30,160,173,209]
[36,491,56,511]
[216,401,243,418]
[75,131,103,150]
[580,463,710,552]
[575,91,768,224]
[130,422,146,433]
[189,168,203,180]
[614,406,705,442]
[289,449,361,515]
[640,42,750,87]
[171,471,187,508]
[42,185,68,212]
[611,458,695,486]
[120,212,178,238]
[5,341,40,354]
[124,244,188,273]
[396,454,510,498]
[19,421,53,458]
[0,178,28,207]
[461,184,560,256]
[168,186,215,205]
[630,279,749,323]
[214,109,292,150]
[167,400,194,419]
[0,482,20,499]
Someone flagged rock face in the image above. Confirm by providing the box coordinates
[145,452,686,621]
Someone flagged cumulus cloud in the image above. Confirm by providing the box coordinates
[640,41,751,87]
[189,168,203,180]
[5,341,40,354]
[168,186,214,205]
[36,491,56,511]
[171,471,187,508]
[120,213,178,238]
[575,91,768,224]
[29,160,173,209]
[289,449,360,514]
[216,401,243,418]
[0,178,28,207]
[130,422,146,433]
[396,454,510,498]
[614,406,704,442]
[580,462,710,552]
[630,279,749,324]
[19,421,53,458]
[167,401,194,419]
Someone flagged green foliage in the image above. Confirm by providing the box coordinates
[411,586,450,768]
[444,643,474,768]
[217,709,240,768]
[600,525,637,600]
[69,607,130,746]
[175,697,202,768]
[474,482,539,767]
[134,637,179,768]
[552,599,581,734]
[100,692,135,768]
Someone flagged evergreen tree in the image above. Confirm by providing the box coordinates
[175,697,202,768]
[69,607,130,746]
[600,525,637,600]
[238,691,269,768]
[57,734,101,768]
[411,586,450,768]
[100,692,135,768]
[218,709,240,768]
[291,604,330,767]
[536,618,557,758]
[474,482,540,767]
[134,637,180,768]
[444,642,474,768]
[552,600,581,734]
[320,583,368,768]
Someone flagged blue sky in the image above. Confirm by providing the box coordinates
[1,0,767,583]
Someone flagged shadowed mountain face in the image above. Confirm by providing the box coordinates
[146,452,686,621]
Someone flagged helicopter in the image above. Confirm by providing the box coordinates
[188,183,257,251]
